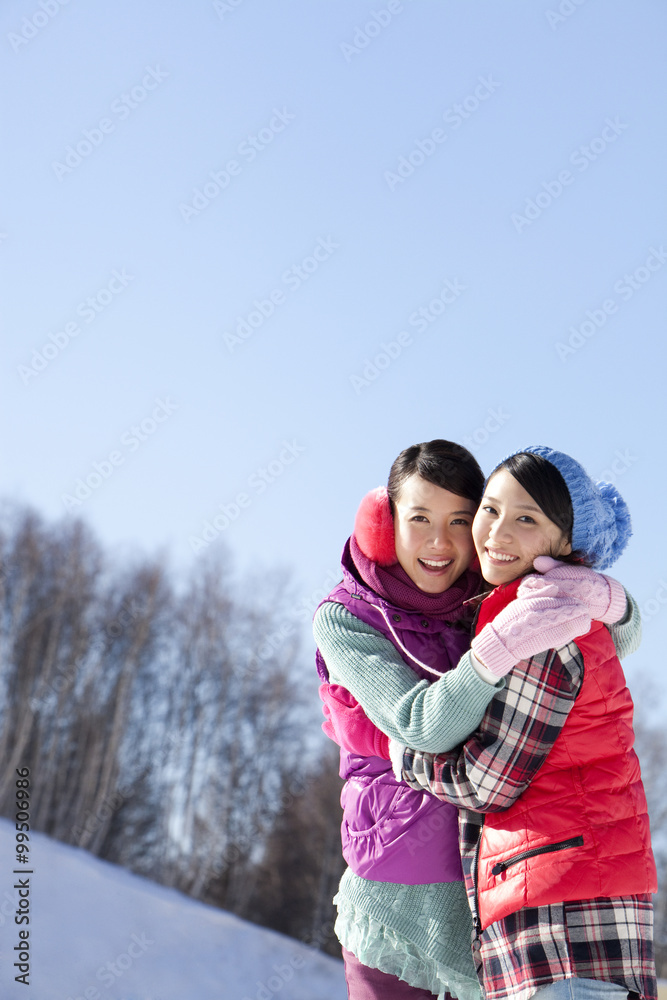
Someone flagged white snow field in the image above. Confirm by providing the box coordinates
[0,818,346,1000]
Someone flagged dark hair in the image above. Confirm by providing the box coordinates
[491,452,588,565]
[387,440,485,513]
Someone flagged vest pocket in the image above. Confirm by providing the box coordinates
[491,835,584,875]
[344,782,410,838]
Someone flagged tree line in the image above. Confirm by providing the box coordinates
[0,502,344,956]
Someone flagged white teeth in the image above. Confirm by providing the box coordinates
[420,558,452,568]
[487,550,517,562]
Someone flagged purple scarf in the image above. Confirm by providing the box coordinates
[349,535,481,621]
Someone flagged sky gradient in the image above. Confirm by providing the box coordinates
[3,0,666,698]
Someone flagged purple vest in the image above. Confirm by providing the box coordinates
[316,540,470,885]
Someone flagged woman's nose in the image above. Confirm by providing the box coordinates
[489,517,510,541]
[428,527,450,549]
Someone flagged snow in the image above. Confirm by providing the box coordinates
[0,818,346,999]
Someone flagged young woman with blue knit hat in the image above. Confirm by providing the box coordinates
[385,446,659,1000]
[313,441,644,1000]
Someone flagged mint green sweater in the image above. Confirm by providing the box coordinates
[313,594,642,999]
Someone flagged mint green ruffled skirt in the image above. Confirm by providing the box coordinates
[334,868,482,1000]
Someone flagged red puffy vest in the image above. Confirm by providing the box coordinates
[474,580,657,930]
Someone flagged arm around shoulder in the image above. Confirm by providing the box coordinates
[607,587,641,658]
[313,601,501,753]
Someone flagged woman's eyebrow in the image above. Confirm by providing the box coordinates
[483,495,541,513]
[408,505,474,515]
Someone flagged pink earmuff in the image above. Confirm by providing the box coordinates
[353,487,397,566]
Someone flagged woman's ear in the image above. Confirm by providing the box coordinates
[353,487,397,566]
[557,535,572,557]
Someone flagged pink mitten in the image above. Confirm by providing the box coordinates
[528,555,627,624]
[319,682,390,758]
[471,582,591,677]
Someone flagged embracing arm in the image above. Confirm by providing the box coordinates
[313,601,501,753]
[607,588,641,658]
[398,583,637,805]
[400,641,583,812]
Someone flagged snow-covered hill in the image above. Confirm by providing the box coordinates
[0,818,346,999]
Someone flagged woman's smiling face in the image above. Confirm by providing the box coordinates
[472,468,572,586]
[393,473,477,593]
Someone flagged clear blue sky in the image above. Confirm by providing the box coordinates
[2,0,666,694]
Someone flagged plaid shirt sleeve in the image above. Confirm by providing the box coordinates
[402,641,585,812]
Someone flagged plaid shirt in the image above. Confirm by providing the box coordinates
[402,639,657,1000]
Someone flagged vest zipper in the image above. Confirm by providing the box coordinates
[491,835,584,875]
[471,817,484,968]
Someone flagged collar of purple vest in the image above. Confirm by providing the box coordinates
[315,539,473,683]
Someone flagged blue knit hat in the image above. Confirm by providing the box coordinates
[495,446,632,571]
